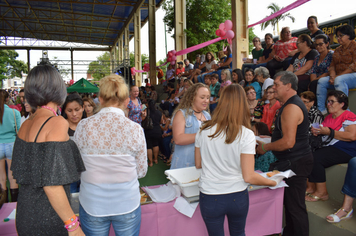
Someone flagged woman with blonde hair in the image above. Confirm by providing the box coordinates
[83,97,97,117]
[75,74,147,235]
[195,84,282,235]
[170,83,211,169]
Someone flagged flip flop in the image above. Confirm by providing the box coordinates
[305,191,313,196]
[305,194,329,202]
[326,208,353,223]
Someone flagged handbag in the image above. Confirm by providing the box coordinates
[309,128,335,152]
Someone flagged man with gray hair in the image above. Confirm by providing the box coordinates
[179,59,194,78]
[257,71,313,236]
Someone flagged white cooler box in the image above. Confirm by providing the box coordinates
[165,167,201,198]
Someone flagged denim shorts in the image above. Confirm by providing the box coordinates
[0,142,14,160]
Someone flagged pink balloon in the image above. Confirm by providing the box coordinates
[131,67,136,74]
[219,30,226,38]
[171,55,176,61]
[167,57,172,62]
[168,52,173,57]
[226,30,234,39]
[171,50,176,55]
[215,29,221,37]
[224,20,233,31]
[219,23,225,31]
[170,61,175,66]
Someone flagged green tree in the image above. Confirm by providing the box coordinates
[260,3,295,36]
[87,52,111,80]
[156,59,167,76]
[129,52,149,68]
[162,0,256,59]
[0,50,28,87]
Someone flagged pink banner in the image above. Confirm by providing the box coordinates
[247,0,310,28]
[176,37,223,56]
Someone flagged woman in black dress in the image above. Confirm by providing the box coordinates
[11,65,85,236]
[142,99,162,166]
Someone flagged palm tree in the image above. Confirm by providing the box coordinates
[261,3,295,36]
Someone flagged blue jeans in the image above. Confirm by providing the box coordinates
[0,142,14,160]
[70,180,80,193]
[200,189,249,236]
[342,157,356,198]
[79,204,141,236]
[317,73,356,113]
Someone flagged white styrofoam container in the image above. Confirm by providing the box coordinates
[164,167,202,198]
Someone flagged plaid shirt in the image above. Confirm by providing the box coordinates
[210,82,221,98]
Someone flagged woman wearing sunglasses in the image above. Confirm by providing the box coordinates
[306,90,356,202]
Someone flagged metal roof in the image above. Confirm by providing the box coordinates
[0,0,164,47]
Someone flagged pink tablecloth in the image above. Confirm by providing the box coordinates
[0,187,284,236]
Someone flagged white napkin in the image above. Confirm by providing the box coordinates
[142,182,181,203]
[248,170,296,191]
[173,197,199,218]
[255,136,272,144]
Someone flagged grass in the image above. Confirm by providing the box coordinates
[139,158,171,187]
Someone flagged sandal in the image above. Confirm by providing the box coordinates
[326,208,353,223]
[305,194,329,202]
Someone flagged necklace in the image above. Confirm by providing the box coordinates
[193,109,202,114]
[41,106,58,116]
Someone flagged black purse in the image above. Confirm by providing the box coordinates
[309,128,335,152]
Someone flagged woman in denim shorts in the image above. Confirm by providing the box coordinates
[0,89,21,202]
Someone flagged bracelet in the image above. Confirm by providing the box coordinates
[67,222,80,232]
[261,143,267,152]
[64,217,79,231]
[64,214,77,226]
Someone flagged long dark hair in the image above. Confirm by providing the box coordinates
[0,89,8,124]
[61,92,85,119]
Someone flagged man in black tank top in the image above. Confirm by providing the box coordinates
[257,71,313,236]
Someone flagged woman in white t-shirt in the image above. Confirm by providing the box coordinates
[195,84,283,236]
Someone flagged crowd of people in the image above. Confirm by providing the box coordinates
[0,15,355,236]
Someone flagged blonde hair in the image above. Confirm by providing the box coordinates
[221,69,232,82]
[200,84,251,144]
[173,83,209,118]
[99,74,128,107]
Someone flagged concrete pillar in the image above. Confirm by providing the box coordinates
[148,0,157,85]
[134,9,142,86]
[70,49,74,81]
[174,0,186,63]
[27,49,30,72]
[110,47,113,72]
[231,0,249,69]
[118,37,123,63]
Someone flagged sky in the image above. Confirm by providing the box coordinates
[15,0,356,81]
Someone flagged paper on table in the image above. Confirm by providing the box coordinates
[173,197,199,218]
[142,182,181,203]
[7,209,16,219]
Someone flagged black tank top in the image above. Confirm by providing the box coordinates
[271,95,311,160]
